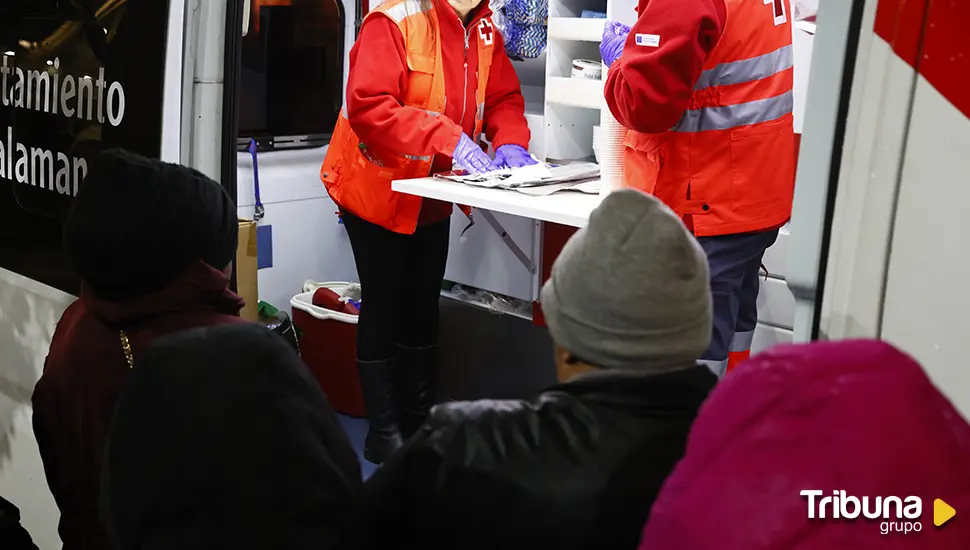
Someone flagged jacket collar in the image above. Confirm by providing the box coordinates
[81,261,244,329]
[552,364,718,414]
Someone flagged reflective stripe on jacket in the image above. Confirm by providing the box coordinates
[623,0,795,237]
[321,0,494,234]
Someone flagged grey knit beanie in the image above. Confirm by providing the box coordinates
[540,189,712,371]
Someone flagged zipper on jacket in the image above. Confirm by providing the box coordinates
[458,29,470,130]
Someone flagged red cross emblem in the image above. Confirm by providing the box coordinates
[478,19,494,46]
[763,0,787,25]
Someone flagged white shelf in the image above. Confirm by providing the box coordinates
[546,76,604,110]
[392,177,602,228]
[548,17,606,42]
[795,20,817,35]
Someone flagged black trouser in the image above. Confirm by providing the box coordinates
[341,211,451,361]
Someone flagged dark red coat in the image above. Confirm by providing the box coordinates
[32,261,249,550]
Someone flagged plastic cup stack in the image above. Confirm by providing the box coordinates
[598,63,626,197]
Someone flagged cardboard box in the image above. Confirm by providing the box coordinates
[237,219,259,322]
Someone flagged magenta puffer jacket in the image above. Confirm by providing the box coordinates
[638,340,970,550]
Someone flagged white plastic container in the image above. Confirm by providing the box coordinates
[290,287,359,325]
[570,59,602,80]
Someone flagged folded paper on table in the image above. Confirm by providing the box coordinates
[435,163,601,196]
[514,180,601,196]
[437,163,553,187]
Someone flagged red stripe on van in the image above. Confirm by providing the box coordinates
[872,0,929,69]
[918,0,970,120]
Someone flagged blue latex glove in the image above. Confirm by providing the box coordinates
[600,21,631,66]
[492,144,538,170]
[452,133,493,174]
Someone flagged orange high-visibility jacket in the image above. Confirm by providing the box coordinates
[321,0,493,234]
[623,0,795,237]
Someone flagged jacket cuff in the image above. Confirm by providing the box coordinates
[490,136,530,151]
[432,123,463,157]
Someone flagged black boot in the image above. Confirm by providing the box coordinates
[396,344,437,441]
[357,358,404,464]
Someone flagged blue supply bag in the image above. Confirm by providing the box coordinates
[492,0,548,59]
[504,23,547,59]
[504,0,547,25]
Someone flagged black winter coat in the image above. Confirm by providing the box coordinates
[0,496,38,550]
[100,324,363,550]
[351,365,717,550]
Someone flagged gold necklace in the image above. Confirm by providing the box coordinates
[120,330,134,369]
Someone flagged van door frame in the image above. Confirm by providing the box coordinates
[786,0,870,342]
[222,0,245,206]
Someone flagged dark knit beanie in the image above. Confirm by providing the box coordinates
[64,149,238,300]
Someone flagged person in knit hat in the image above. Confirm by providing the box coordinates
[541,189,714,374]
[33,149,249,550]
[349,189,718,550]
[63,148,239,300]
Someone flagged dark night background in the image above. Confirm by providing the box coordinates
[0,0,169,295]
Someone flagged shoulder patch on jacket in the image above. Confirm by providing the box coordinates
[635,34,661,48]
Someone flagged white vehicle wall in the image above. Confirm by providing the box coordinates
[813,0,970,418]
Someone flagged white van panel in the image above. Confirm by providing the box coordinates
[0,269,75,550]
[881,80,970,419]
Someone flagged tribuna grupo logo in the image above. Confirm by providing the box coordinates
[801,490,923,535]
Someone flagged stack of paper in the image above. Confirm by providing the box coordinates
[435,162,601,195]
